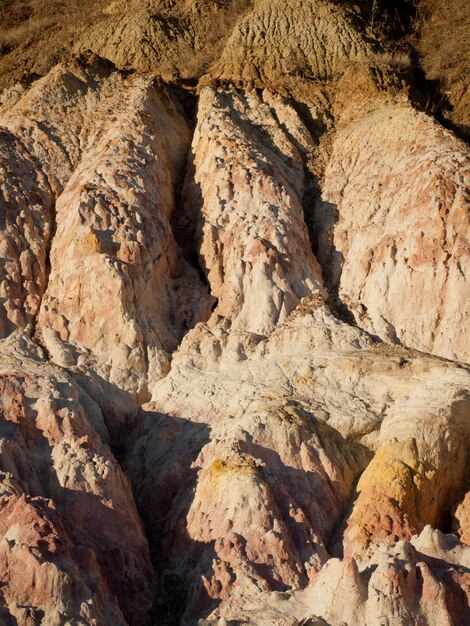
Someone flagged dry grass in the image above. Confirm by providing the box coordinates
[0,0,108,87]
[412,0,470,136]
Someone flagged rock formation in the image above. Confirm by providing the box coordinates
[0,1,469,625]
[0,336,153,625]
[315,96,470,361]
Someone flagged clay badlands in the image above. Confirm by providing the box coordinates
[0,0,469,624]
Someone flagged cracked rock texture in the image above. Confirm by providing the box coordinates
[0,1,469,625]
[315,96,470,362]
[1,56,212,405]
[0,336,153,625]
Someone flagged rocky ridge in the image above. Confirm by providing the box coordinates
[0,1,469,625]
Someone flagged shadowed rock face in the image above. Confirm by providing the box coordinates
[0,341,154,625]
[0,1,469,625]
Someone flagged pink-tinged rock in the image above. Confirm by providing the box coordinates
[0,131,54,337]
[0,346,154,624]
[0,493,127,625]
[0,55,212,403]
[183,87,325,337]
[122,84,470,624]
[1,52,470,626]
[315,97,470,362]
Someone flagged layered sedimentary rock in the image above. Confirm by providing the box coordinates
[0,1,468,624]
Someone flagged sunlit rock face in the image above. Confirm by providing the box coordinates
[315,98,470,363]
[0,56,212,406]
[0,1,469,624]
[126,84,470,624]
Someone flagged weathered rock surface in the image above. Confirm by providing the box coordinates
[1,0,468,137]
[209,0,370,90]
[454,492,470,546]
[182,86,325,336]
[0,336,153,625]
[0,2,468,624]
[123,85,470,624]
[315,95,470,362]
[77,0,251,84]
[415,0,470,137]
[0,55,212,404]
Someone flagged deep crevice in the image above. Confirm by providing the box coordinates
[0,22,468,622]
[288,99,359,327]
[169,90,211,292]
[30,196,57,354]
